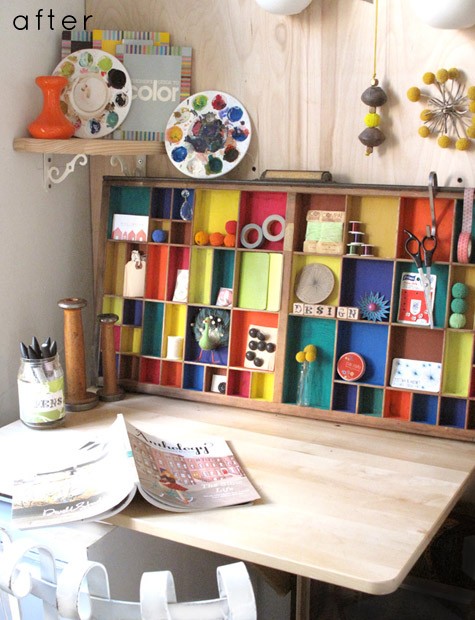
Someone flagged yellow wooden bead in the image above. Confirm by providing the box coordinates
[364,113,380,128]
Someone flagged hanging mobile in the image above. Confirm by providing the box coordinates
[358,0,388,156]
[180,189,193,221]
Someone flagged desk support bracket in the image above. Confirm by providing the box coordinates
[43,153,88,190]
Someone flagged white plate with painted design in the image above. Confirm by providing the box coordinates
[165,90,252,178]
[53,49,132,139]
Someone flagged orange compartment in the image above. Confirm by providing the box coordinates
[229,310,279,368]
[397,198,454,262]
[161,360,183,388]
[145,245,169,300]
[383,389,412,420]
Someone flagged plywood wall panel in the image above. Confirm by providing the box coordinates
[86,0,475,186]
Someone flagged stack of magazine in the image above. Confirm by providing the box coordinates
[11,415,260,530]
[61,28,192,140]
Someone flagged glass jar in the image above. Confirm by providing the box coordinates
[17,354,65,428]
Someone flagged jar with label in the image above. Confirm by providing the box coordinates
[17,354,65,428]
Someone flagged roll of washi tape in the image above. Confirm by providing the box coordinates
[457,187,474,263]
[262,214,285,242]
[336,352,366,381]
[240,223,263,249]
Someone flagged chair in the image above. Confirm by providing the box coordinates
[0,527,257,619]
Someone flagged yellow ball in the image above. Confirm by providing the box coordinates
[469,101,475,113]
[305,351,317,363]
[437,135,451,148]
[466,126,475,139]
[436,68,449,83]
[456,138,470,151]
[420,109,432,122]
[448,67,459,80]
[467,86,475,100]
[422,72,435,85]
[364,112,380,128]
[295,351,305,363]
[407,87,421,102]
[418,126,430,138]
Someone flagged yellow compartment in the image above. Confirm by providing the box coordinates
[442,331,473,396]
[162,304,187,357]
[290,255,342,310]
[347,196,399,259]
[104,242,128,296]
[250,371,274,401]
[193,189,240,235]
[101,296,123,323]
[121,327,142,354]
[189,247,213,304]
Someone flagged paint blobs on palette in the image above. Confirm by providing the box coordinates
[244,325,277,371]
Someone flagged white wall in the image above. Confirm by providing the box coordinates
[0,1,94,426]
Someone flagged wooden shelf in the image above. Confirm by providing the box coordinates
[13,137,165,156]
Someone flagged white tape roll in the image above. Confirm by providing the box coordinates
[240,223,263,249]
[262,214,285,242]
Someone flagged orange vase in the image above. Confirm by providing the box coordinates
[28,76,75,139]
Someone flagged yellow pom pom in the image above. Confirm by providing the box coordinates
[469,101,475,113]
[295,351,305,363]
[436,68,448,83]
[304,344,317,355]
[364,112,380,128]
[305,351,317,363]
[418,126,430,138]
[407,87,421,102]
[420,109,432,122]
[456,138,470,151]
[437,135,451,148]
[448,67,459,79]
[467,86,475,100]
[422,72,435,85]
[466,126,475,139]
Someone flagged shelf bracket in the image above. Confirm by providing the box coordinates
[43,153,88,190]
[110,155,147,177]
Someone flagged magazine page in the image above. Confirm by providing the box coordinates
[11,415,137,529]
[125,420,260,512]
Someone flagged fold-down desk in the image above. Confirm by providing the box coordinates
[1,394,474,617]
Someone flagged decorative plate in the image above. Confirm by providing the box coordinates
[164,90,252,178]
[53,49,132,139]
[295,264,335,304]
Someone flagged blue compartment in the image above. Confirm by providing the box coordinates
[123,299,143,326]
[336,322,389,386]
[412,393,438,425]
[332,383,357,413]
[183,364,204,391]
[340,259,393,319]
[439,397,467,428]
[172,188,195,219]
[142,302,164,356]
[151,188,173,218]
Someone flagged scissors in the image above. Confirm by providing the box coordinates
[404,229,437,328]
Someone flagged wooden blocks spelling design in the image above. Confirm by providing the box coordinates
[293,303,360,320]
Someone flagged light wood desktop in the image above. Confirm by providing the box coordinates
[1,394,474,617]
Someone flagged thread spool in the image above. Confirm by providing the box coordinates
[349,231,365,242]
[58,297,98,411]
[166,335,184,360]
[346,243,361,256]
[349,221,363,233]
[97,313,124,402]
[361,244,374,257]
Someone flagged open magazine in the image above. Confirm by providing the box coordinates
[11,415,260,529]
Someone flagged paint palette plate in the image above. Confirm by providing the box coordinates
[53,49,132,139]
[164,90,252,178]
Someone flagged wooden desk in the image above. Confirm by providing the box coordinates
[1,394,474,612]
